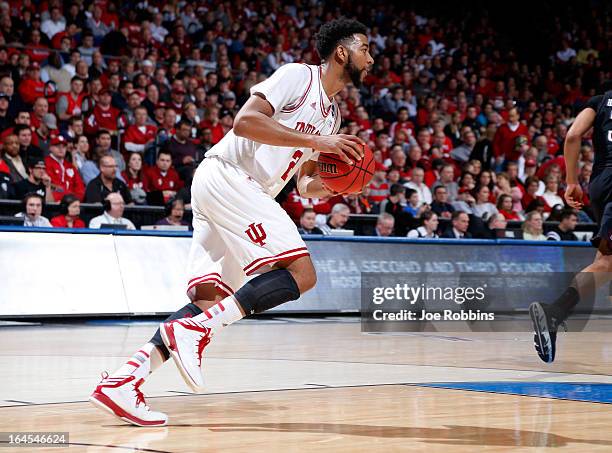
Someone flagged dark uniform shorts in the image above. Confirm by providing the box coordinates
[589,168,612,255]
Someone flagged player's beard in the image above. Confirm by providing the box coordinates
[345,54,363,88]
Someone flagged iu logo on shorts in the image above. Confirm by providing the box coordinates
[245,222,267,246]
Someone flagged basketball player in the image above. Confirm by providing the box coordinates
[89,18,374,426]
[530,85,612,363]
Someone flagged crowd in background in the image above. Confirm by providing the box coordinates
[0,0,608,239]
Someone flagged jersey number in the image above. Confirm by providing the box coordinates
[281,150,303,181]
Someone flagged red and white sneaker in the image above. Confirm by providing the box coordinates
[89,373,168,427]
[160,319,213,393]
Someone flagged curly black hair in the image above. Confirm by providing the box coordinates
[315,18,368,61]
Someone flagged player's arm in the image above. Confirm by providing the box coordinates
[233,94,364,164]
[565,107,596,184]
[564,107,596,208]
[296,160,334,198]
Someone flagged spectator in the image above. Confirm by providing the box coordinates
[470,122,497,170]
[15,193,51,227]
[14,124,43,163]
[320,203,351,235]
[546,209,579,241]
[472,185,498,220]
[374,213,395,237]
[494,172,523,212]
[380,184,412,236]
[45,135,85,201]
[2,134,28,182]
[0,92,12,132]
[18,62,45,105]
[123,106,157,155]
[11,158,54,202]
[403,188,428,218]
[87,5,112,42]
[484,213,508,239]
[521,211,547,241]
[404,167,432,206]
[0,76,23,119]
[56,76,87,123]
[450,129,477,163]
[522,176,543,210]
[122,153,149,205]
[441,211,471,239]
[94,129,126,173]
[407,210,439,238]
[143,150,183,204]
[50,194,85,228]
[64,116,85,141]
[556,40,576,63]
[368,163,389,204]
[41,7,66,40]
[541,175,565,214]
[89,193,135,230]
[497,194,522,221]
[492,108,529,163]
[155,198,189,227]
[164,119,198,177]
[70,135,94,181]
[84,155,132,204]
[432,164,459,202]
[0,156,10,199]
[430,185,455,219]
[85,90,123,134]
[298,208,324,235]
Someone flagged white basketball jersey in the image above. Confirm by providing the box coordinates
[205,63,341,197]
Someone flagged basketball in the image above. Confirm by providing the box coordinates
[317,144,375,194]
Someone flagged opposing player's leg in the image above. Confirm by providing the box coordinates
[530,200,612,363]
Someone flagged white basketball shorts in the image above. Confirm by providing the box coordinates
[185,157,309,300]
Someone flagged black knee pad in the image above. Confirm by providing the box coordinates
[234,269,301,315]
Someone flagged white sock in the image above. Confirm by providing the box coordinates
[111,342,165,381]
[191,295,244,330]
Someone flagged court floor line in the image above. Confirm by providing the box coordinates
[186,355,612,378]
[1,381,610,410]
[2,352,609,378]
[408,382,612,406]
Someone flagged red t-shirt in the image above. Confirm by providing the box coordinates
[143,166,184,202]
[50,215,86,228]
[492,122,530,160]
[44,155,85,201]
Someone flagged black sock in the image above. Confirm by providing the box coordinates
[551,286,579,320]
[150,303,203,360]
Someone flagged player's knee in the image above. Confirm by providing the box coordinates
[596,253,612,269]
[283,256,317,293]
[295,267,317,293]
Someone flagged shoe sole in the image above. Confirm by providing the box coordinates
[89,392,167,427]
[529,302,554,364]
[160,322,205,393]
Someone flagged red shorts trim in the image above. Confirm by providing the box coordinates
[186,273,234,299]
[243,247,310,276]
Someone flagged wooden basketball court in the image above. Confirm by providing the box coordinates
[1,318,612,452]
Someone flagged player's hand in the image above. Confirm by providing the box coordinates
[565,183,584,209]
[313,134,365,164]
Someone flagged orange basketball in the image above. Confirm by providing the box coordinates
[317,144,375,194]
